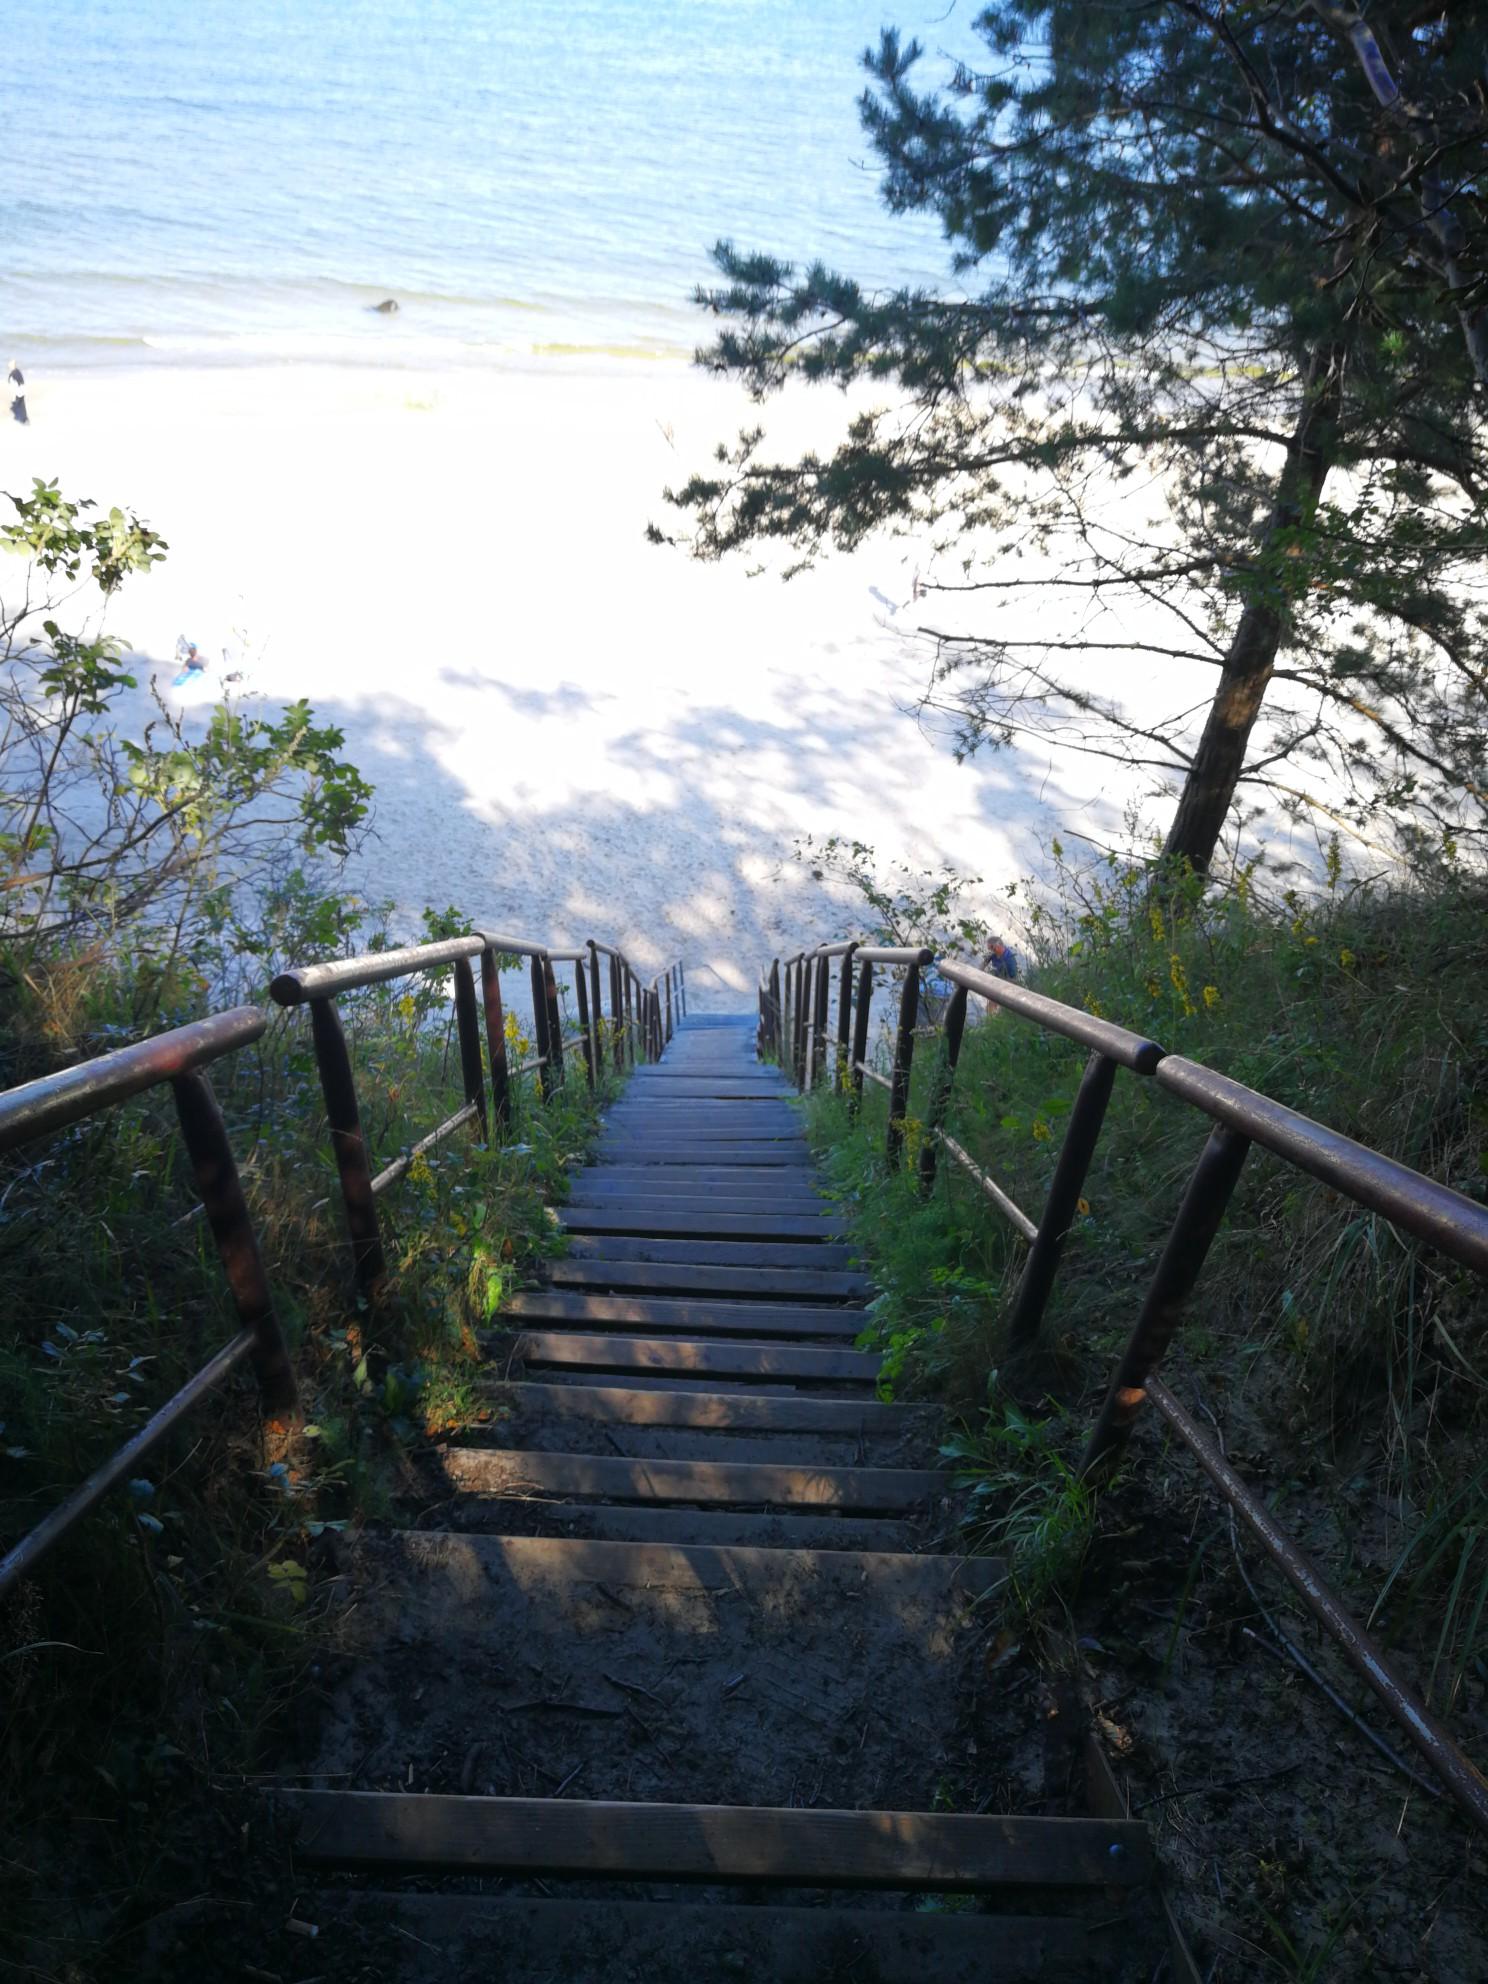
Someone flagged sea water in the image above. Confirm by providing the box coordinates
[5,0,980,370]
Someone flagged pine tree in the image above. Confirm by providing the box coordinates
[654,3,1488,873]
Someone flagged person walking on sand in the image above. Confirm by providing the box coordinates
[7,361,27,425]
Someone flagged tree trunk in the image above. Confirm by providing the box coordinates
[1160,345,1345,874]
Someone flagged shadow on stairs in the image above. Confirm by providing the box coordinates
[256,1015,1170,1981]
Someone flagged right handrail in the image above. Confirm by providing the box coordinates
[764,934,1488,1834]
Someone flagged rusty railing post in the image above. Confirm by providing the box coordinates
[1082,1123,1251,1478]
[813,949,831,1089]
[836,942,857,1092]
[171,1068,299,1421]
[573,960,595,1089]
[452,954,488,1141]
[529,955,554,1098]
[308,994,386,1295]
[918,981,969,1194]
[479,944,512,1131]
[849,956,873,1113]
[543,955,566,1085]
[1006,1051,1119,1349]
[587,942,604,1080]
[610,956,624,1069]
[886,950,930,1167]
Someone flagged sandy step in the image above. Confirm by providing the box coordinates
[442,1497,923,1552]
[502,1291,871,1338]
[434,1448,944,1511]
[276,1790,1152,1889]
[544,1260,874,1299]
[299,1532,998,1810]
[281,1891,1152,1984]
[516,1332,881,1383]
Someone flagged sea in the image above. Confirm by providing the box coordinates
[5,0,981,371]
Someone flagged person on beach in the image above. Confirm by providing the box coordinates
[7,361,27,425]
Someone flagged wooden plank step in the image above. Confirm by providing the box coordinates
[462,1379,925,1433]
[276,1791,1152,1888]
[503,1290,871,1337]
[561,1211,844,1240]
[564,1236,858,1268]
[563,1199,838,1222]
[544,1260,874,1298]
[516,1333,881,1382]
[593,1144,811,1164]
[287,1892,1131,1984]
[436,1448,943,1510]
[575,1158,821,1174]
[446,1498,922,1551]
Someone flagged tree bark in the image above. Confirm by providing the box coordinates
[1160,345,1345,873]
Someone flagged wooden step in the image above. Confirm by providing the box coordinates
[575,1166,823,1189]
[545,1260,873,1299]
[562,1211,846,1240]
[564,1235,858,1268]
[447,1499,921,1552]
[593,1145,813,1166]
[461,1379,925,1434]
[286,1891,1141,1984]
[564,1189,837,1212]
[436,1447,944,1511]
[276,1791,1153,1888]
[563,1201,839,1225]
[516,1332,881,1383]
[503,1290,871,1337]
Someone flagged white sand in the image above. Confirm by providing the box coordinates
[4,359,1309,1009]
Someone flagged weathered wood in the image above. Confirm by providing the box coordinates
[564,1236,858,1268]
[288,1893,1126,1984]
[278,1791,1152,1888]
[446,1501,921,1553]
[516,1332,882,1382]
[560,1211,845,1240]
[575,1166,821,1188]
[503,1291,871,1338]
[462,1379,926,1433]
[544,1259,874,1298]
[437,1448,944,1510]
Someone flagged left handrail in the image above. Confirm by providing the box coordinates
[0,1007,297,1600]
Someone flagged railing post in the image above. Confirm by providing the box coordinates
[452,954,488,1141]
[529,955,554,1098]
[479,945,512,1131]
[1006,1051,1119,1349]
[664,970,673,1044]
[836,942,857,1092]
[623,969,635,1066]
[813,950,831,1089]
[768,959,781,1055]
[171,1068,299,1421]
[543,955,566,1084]
[1082,1123,1251,1478]
[793,960,810,1088]
[849,957,873,1113]
[678,962,687,1018]
[918,981,969,1194]
[886,950,930,1167]
[573,959,595,1089]
[307,994,386,1295]
[802,956,817,1090]
[587,943,604,1081]
[610,957,624,1069]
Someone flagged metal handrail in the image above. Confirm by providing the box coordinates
[767,934,1488,1833]
[0,1011,297,1600]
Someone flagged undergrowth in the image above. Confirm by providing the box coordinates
[803,852,1488,1710]
[0,901,617,1980]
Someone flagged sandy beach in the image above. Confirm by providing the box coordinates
[3,357,1309,1008]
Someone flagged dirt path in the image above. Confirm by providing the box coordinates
[256,1017,1166,1980]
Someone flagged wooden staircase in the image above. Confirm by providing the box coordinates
[269,1015,1164,1980]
